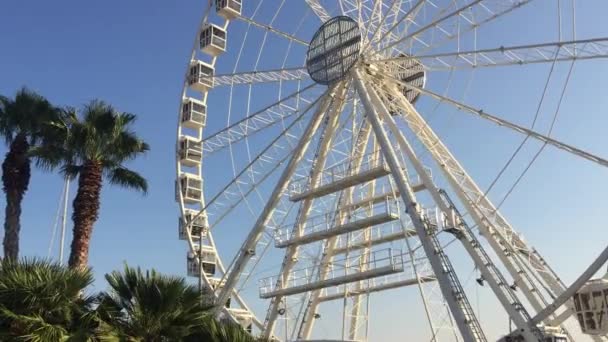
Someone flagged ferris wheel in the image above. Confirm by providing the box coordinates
[175,1,608,341]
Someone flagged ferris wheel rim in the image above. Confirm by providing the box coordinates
[176,1,608,341]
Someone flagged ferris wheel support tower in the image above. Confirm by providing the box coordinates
[175,1,608,340]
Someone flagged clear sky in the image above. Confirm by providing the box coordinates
[1,1,608,341]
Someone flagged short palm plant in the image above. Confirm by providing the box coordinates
[0,258,110,340]
[189,314,262,342]
[0,89,60,260]
[34,100,149,270]
[97,265,207,341]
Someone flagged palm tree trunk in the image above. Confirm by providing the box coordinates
[1,133,30,260]
[68,160,102,269]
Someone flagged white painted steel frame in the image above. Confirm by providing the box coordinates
[370,71,584,337]
[374,37,608,70]
[261,84,348,338]
[372,82,541,340]
[377,69,607,340]
[352,67,487,342]
[175,1,608,340]
[213,84,339,314]
[194,35,608,88]
[297,103,375,340]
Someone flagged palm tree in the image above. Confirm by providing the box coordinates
[0,88,59,260]
[97,265,207,341]
[0,258,113,340]
[35,100,149,270]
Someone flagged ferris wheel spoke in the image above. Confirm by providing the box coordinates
[375,37,608,70]
[363,0,425,54]
[304,0,332,22]
[208,145,294,231]
[234,14,310,46]
[213,82,347,315]
[262,91,347,338]
[204,92,328,227]
[378,70,608,169]
[377,0,533,55]
[368,79,569,331]
[209,67,310,87]
[202,83,320,154]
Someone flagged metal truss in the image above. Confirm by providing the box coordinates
[371,72,584,336]
[235,14,310,46]
[202,83,319,154]
[378,69,608,169]
[204,92,325,230]
[261,85,347,338]
[297,109,375,340]
[304,0,332,22]
[372,82,544,339]
[375,37,608,70]
[354,68,487,342]
[213,83,343,315]
[379,0,534,55]
[209,67,310,87]
[177,0,607,340]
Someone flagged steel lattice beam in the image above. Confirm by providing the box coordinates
[212,84,341,317]
[202,83,318,154]
[375,37,608,70]
[235,15,310,46]
[378,69,608,168]
[379,0,533,54]
[305,0,332,22]
[208,67,310,87]
[353,68,487,342]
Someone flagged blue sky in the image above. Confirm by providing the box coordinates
[1,1,608,340]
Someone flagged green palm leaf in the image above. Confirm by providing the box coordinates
[97,265,206,341]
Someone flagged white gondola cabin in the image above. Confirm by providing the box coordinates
[573,277,608,335]
[199,24,227,57]
[179,136,203,167]
[175,174,202,204]
[216,0,241,19]
[188,61,214,92]
[187,245,217,277]
[181,97,207,129]
[179,209,208,240]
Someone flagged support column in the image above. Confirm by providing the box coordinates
[262,85,347,338]
[352,67,486,342]
[297,121,373,340]
[214,83,340,313]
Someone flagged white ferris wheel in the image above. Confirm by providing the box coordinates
[175,1,608,341]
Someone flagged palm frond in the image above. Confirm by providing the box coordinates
[0,307,68,342]
[0,94,13,144]
[107,167,148,194]
[98,265,205,340]
[188,314,260,342]
[0,258,97,340]
[0,88,59,146]
[108,131,149,163]
[56,100,149,191]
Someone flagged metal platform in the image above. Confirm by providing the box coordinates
[259,249,404,299]
[318,272,436,302]
[274,198,399,248]
[332,228,416,255]
[289,152,390,202]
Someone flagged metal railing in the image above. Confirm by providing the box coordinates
[319,257,434,300]
[273,195,399,245]
[289,151,388,196]
[258,248,404,297]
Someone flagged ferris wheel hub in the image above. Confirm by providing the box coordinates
[306,16,362,85]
